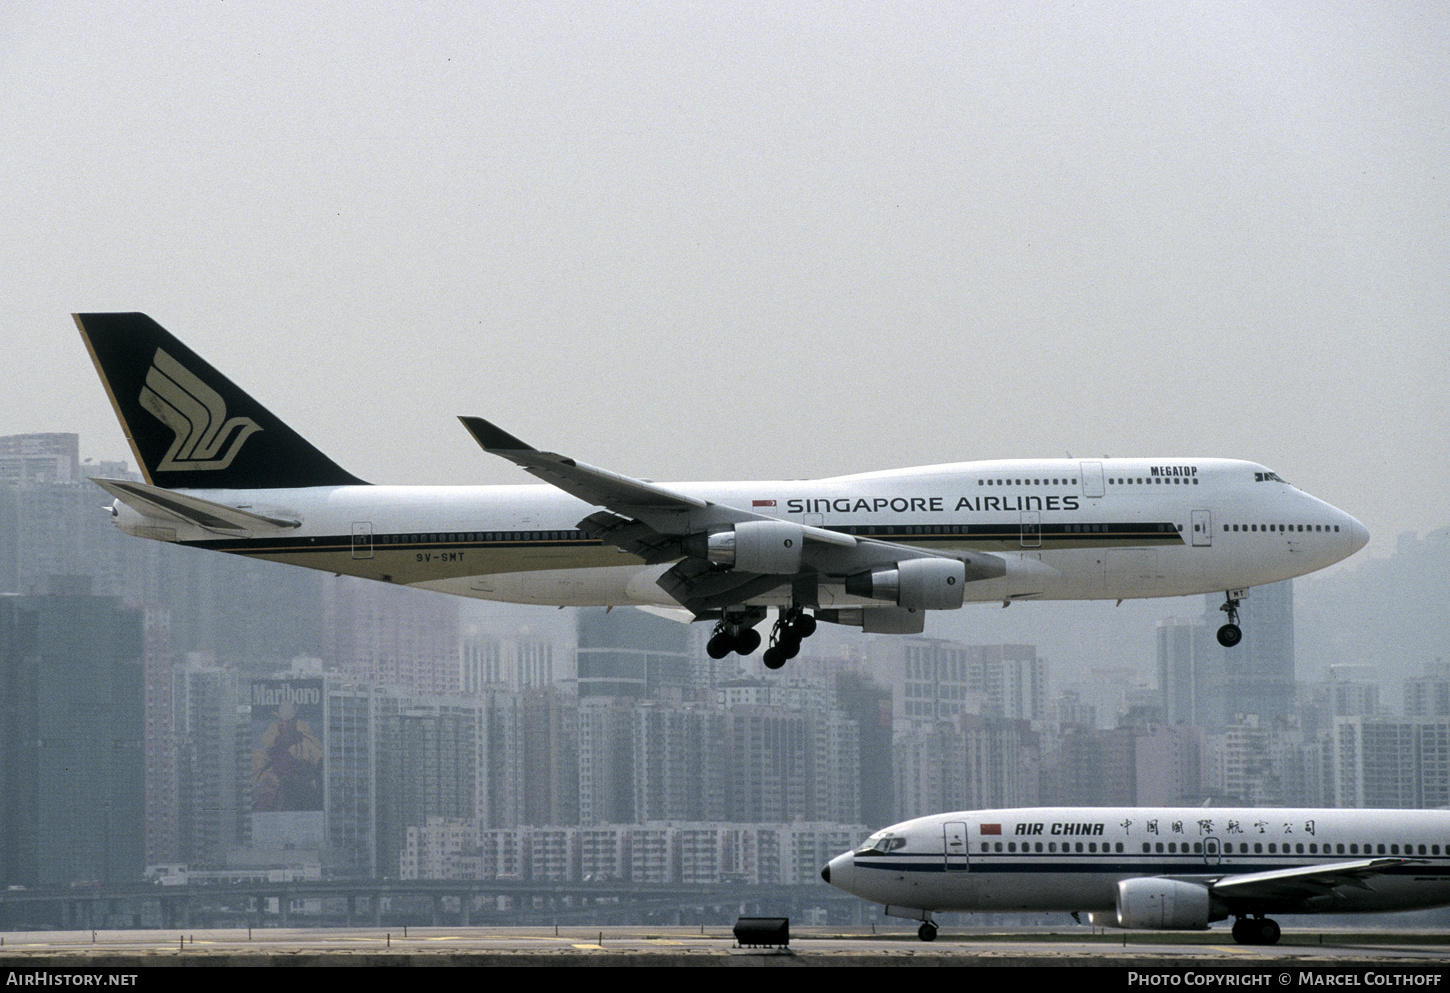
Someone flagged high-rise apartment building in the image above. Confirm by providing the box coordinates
[891,639,1046,723]
[0,581,144,885]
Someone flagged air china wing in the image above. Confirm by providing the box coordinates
[1208,858,1413,904]
[458,417,1006,613]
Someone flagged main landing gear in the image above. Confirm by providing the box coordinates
[1217,591,1244,648]
[762,606,818,670]
[707,606,819,669]
[706,607,765,660]
[1231,915,1280,945]
[917,920,938,942]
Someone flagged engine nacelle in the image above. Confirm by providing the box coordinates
[1113,877,1211,930]
[815,607,925,634]
[843,557,967,610]
[701,520,805,574]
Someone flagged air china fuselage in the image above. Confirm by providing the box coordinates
[122,458,1365,610]
[823,807,1450,943]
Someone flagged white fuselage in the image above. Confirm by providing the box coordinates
[825,807,1450,918]
[115,457,1367,611]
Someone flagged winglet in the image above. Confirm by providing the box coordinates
[457,415,705,510]
[458,416,535,452]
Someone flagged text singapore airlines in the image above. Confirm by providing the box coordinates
[76,313,1368,669]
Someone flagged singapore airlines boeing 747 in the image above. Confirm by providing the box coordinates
[77,313,1368,668]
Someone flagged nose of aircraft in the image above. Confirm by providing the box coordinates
[1346,515,1369,555]
[822,851,854,892]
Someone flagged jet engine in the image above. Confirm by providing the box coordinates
[1108,878,1212,930]
[843,557,967,610]
[694,520,805,574]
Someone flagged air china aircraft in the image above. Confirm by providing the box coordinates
[77,313,1368,669]
[822,807,1450,944]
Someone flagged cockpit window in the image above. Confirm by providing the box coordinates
[1254,471,1290,484]
[855,832,906,855]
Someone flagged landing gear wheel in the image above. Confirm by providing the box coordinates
[761,606,814,669]
[1231,916,1280,945]
[707,609,767,660]
[917,921,938,942]
[1218,591,1244,648]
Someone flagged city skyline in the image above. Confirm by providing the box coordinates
[4,426,1449,901]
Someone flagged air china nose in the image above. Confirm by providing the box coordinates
[822,851,854,891]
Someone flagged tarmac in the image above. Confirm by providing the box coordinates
[0,925,1447,967]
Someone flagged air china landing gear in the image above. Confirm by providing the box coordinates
[705,607,766,659]
[761,606,818,670]
[917,920,938,942]
[1218,591,1244,648]
[1230,915,1280,945]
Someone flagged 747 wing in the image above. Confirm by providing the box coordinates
[458,417,1006,664]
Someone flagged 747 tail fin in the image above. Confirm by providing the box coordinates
[76,313,366,489]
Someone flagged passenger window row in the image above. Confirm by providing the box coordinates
[1107,477,1199,485]
[980,841,1127,854]
[377,531,587,543]
[1222,524,1341,533]
[975,840,1442,856]
[978,478,1076,486]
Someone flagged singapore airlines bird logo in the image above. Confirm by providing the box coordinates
[138,348,262,471]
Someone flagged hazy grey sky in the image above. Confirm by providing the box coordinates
[4,1,1446,549]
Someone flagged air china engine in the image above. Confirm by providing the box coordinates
[1087,878,1215,931]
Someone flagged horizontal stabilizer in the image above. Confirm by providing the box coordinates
[92,478,300,533]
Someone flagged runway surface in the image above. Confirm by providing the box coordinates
[0,926,1447,967]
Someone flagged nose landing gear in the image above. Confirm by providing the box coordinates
[1218,591,1244,647]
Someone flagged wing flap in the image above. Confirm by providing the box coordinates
[578,511,683,564]
[657,558,791,612]
[1209,858,1412,903]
